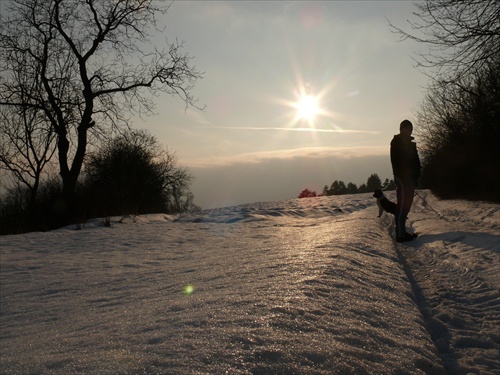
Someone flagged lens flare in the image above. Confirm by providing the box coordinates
[183,284,195,296]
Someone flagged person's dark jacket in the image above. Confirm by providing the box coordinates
[390,134,421,183]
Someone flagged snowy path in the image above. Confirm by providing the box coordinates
[0,193,498,374]
[391,192,500,375]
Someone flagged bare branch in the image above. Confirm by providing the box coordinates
[1,0,203,213]
[388,0,500,82]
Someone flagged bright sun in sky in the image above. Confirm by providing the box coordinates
[295,95,319,123]
[272,84,333,129]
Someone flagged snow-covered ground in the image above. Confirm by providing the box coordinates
[0,191,498,374]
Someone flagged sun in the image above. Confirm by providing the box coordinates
[269,82,335,129]
[294,94,320,124]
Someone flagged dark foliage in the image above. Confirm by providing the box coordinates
[0,0,203,222]
[329,180,347,196]
[322,174,394,196]
[81,130,198,218]
[0,177,65,235]
[0,130,199,234]
[298,188,317,198]
[418,57,500,202]
[391,0,500,202]
[366,174,382,193]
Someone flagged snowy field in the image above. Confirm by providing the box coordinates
[0,190,498,375]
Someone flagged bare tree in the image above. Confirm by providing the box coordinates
[389,0,500,83]
[415,53,500,201]
[0,106,57,211]
[388,0,500,202]
[0,0,203,221]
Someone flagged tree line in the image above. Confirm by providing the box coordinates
[0,0,202,234]
[391,0,499,202]
[0,129,200,235]
[298,174,395,198]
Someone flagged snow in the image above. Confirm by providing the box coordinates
[0,191,498,374]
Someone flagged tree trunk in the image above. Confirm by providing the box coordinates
[56,127,85,227]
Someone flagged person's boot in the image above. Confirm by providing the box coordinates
[396,233,415,243]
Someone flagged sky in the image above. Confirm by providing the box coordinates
[136,1,430,209]
[1,1,430,209]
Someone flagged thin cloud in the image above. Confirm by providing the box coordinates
[185,145,387,169]
[198,125,379,134]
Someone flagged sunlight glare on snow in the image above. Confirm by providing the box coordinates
[0,192,499,374]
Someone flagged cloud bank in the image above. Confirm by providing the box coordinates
[185,145,388,169]
[188,147,393,209]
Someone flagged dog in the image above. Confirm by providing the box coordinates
[373,189,397,217]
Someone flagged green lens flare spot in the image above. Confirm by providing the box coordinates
[183,284,195,296]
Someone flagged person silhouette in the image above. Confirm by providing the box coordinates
[390,120,421,242]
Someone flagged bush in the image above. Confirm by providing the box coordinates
[0,177,64,234]
[298,189,317,198]
[82,129,198,218]
[0,130,199,234]
[0,185,29,235]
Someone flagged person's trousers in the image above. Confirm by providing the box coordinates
[394,177,415,238]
